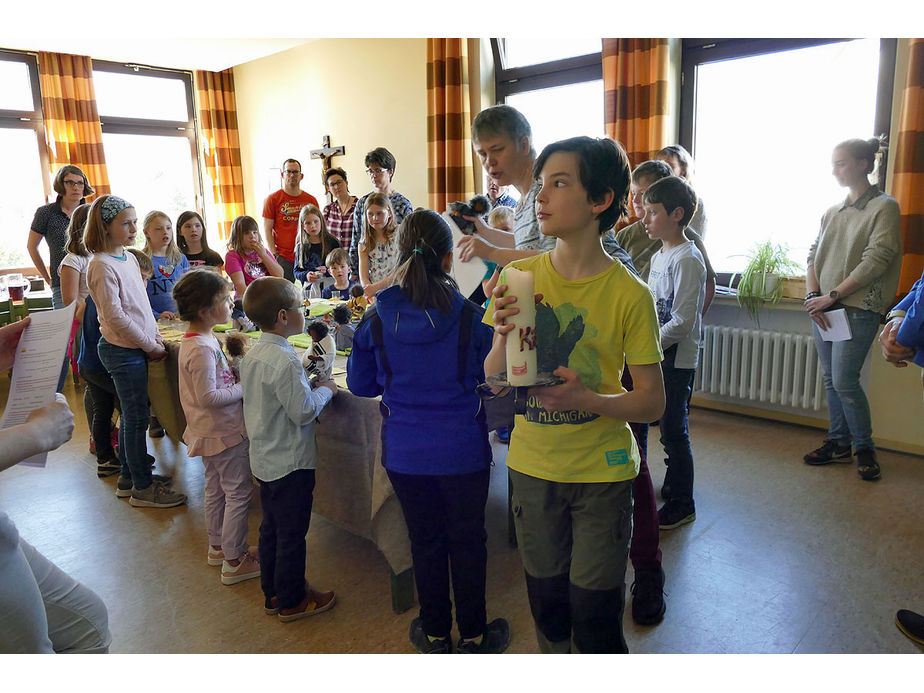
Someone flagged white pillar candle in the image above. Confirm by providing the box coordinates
[501,267,538,386]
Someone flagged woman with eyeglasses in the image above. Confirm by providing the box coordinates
[322,167,358,255]
[349,147,413,280]
[28,165,93,309]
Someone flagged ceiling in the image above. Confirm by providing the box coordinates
[0,38,315,72]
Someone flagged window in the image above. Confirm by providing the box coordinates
[93,62,201,245]
[0,51,49,269]
[491,39,604,200]
[680,39,897,273]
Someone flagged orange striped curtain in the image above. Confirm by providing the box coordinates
[37,52,110,198]
[893,38,924,297]
[602,39,670,167]
[195,69,246,242]
[426,38,475,211]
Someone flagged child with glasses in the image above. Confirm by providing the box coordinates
[240,277,338,621]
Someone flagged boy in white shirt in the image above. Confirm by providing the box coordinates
[643,176,706,530]
[241,277,338,621]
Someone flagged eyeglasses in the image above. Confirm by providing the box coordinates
[63,179,85,187]
[283,170,302,176]
[366,168,388,176]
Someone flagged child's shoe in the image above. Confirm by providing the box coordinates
[658,501,696,530]
[804,438,852,465]
[148,416,165,438]
[129,481,187,508]
[221,551,261,585]
[456,618,511,654]
[97,455,122,477]
[207,546,225,566]
[277,588,336,622]
[408,617,451,654]
[115,475,133,498]
[264,596,279,616]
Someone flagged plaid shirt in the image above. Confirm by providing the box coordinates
[323,196,358,254]
[350,190,413,278]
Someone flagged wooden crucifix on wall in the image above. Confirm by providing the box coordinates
[310,135,346,202]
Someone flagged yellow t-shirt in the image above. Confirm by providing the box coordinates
[486,253,662,483]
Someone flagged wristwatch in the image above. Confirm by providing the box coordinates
[829,290,839,300]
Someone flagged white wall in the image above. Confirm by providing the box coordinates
[233,39,429,219]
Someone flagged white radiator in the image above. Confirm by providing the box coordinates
[694,326,825,411]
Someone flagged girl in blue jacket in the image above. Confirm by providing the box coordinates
[347,209,509,655]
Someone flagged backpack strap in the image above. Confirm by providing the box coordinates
[364,307,392,390]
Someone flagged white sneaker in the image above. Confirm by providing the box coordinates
[221,552,261,585]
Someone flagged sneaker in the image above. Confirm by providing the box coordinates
[207,546,225,566]
[896,609,924,645]
[856,449,882,481]
[658,502,696,530]
[148,417,165,439]
[278,588,336,622]
[660,482,672,502]
[631,567,666,626]
[221,552,261,585]
[115,476,133,498]
[97,456,121,478]
[408,617,451,654]
[129,481,187,508]
[804,439,852,465]
[456,618,510,654]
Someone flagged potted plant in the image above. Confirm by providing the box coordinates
[734,241,802,325]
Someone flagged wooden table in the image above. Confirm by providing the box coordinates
[148,320,415,613]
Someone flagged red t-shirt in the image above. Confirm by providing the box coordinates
[262,189,319,263]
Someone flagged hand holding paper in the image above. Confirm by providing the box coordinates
[817,308,852,342]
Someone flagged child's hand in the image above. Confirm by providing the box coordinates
[147,344,168,362]
[482,268,500,299]
[491,284,542,339]
[0,318,30,372]
[317,265,327,274]
[879,316,914,366]
[528,366,590,412]
[319,379,338,397]
[158,311,178,320]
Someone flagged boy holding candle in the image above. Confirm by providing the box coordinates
[485,136,665,653]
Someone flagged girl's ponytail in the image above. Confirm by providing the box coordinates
[393,209,458,312]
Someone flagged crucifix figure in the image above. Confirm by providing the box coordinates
[310,135,346,202]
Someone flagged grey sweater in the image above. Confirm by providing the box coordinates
[807,186,902,315]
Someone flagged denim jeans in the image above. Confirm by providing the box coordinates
[387,468,490,640]
[812,306,880,452]
[660,346,696,506]
[97,339,152,490]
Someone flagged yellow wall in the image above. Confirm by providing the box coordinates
[232,39,428,219]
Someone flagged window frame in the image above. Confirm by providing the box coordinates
[92,60,204,213]
[679,38,898,189]
[491,38,602,103]
[0,49,52,199]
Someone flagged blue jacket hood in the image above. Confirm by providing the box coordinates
[372,284,465,346]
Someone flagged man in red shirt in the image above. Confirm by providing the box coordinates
[262,158,319,282]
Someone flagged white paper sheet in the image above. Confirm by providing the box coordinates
[442,212,489,299]
[0,304,76,466]
[818,308,852,342]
